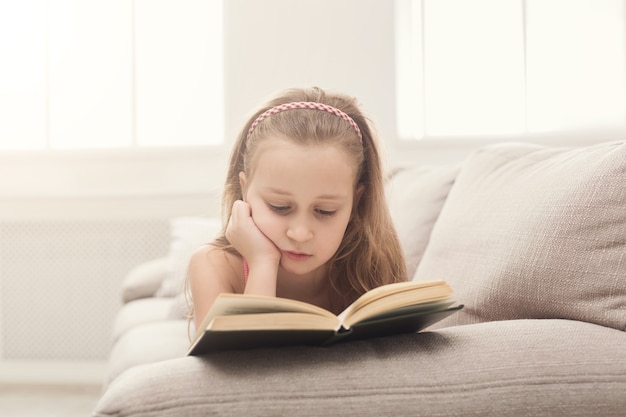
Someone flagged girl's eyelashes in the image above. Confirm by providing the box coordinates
[268,203,291,214]
[316,209,336,217]
[266,203,336,217]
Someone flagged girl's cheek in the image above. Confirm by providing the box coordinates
[250,207,280,240]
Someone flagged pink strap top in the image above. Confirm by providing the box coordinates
[243,259,249,285]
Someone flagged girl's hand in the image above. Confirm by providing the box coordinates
[226,200,281,268]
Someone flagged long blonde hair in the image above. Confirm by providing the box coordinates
[213,87,407,312]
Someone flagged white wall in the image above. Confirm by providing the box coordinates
[0,0,480,223]
[0,0,401,222]
[1,0,618,222]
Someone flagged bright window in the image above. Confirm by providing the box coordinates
[396,0,626,140]
[0,0,223,150]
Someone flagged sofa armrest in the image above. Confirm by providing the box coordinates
[121,257,169,303]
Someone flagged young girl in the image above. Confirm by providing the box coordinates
[188,87,407,330]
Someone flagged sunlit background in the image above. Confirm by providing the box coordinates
[396,0,625,139]
[0,0,223,150]
[0,0,624,384]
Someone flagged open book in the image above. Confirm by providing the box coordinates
[187,280,463,355]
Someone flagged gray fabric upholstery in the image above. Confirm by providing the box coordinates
[414,141,626,331]
[94,319,626,417]
[387,164,459,278]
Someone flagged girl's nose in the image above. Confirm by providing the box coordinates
[286,220,313,242]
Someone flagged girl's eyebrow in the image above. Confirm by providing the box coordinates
[316,194,348,202]
[264,187,347,201]
[264,187,291,195]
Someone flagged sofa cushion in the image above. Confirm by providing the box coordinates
[387,164,459,278]
[413,140,626,330]
[106,320,190,386]
[93,319,626,417]
[111,297,177,342]
[121,257,169,303]
[156,217,221,297]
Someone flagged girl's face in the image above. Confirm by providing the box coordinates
[240,137,359,277]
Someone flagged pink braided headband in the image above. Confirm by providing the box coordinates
[247,102,363,143]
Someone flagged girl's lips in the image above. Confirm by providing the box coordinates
[282,250,312,262]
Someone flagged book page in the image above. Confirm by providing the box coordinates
[209,293,336,317]
[194,293,337,342]
[208,312,340,332]
[338,281,453,328]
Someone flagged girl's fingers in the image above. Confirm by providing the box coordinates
[228,200,247,230]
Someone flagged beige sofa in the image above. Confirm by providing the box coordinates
[93,140,626,416]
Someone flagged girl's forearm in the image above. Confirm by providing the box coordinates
[243,261,279,297]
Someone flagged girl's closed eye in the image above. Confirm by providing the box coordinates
[268,203,291,214]
[316,208,336,217]
[267,202,336,217]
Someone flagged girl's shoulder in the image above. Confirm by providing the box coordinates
[188,243,245,293]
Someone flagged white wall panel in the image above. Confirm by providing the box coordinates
[135,0,223,146]
[48,0,132,149]
[0,0,46,150]
[0,219,169,360]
